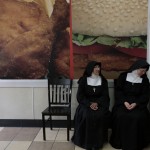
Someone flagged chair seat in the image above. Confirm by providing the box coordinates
[42,107,71,116]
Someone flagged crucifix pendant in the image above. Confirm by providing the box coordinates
[93,88,96,92]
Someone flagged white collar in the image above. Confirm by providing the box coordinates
[87,73,102,86]
[126,70,142,83]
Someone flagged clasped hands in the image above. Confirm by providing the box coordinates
[90,102,98,110]
[124,102,137,110]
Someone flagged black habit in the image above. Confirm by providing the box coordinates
[110,60,150,150]
[72,61,110,149]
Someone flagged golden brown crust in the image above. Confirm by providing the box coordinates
[51,0,70,32]
[51,30,70,78]
[0,0,69,79]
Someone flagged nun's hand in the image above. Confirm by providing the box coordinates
[130,103,137,110]
[90,102,98,110]
[124,102,131,110]
[124,102,137,110]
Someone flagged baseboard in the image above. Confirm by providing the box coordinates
[0,119,74,128]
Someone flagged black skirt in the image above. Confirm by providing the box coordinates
[110,106,150,150]
[72,104,110,149]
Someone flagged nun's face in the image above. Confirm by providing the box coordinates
[93,65,100,75]
[137,68,147,77]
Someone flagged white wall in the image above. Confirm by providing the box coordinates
[0,80,114,120]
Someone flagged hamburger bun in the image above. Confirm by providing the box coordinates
[72,0,148,79]
[72,0,147,37]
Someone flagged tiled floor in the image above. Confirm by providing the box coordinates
[0,127,150,150]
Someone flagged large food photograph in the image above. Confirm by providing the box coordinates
[0,0,70,79]
[72,0,148,79]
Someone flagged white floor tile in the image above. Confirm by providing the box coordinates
[34,128,59,141]
[75,145,85,150]
[1,127,150,150]
[0,141,10,150]
[5,141,31,150]
[55,128,74,141]
[102,143,121,150]
[0,128,4,132]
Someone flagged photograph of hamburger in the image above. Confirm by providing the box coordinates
[72,0,147,79]
[0,0,69,79]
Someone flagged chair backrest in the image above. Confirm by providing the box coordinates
[48,78,73,108]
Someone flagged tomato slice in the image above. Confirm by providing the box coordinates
[73,43,111,54]
[73,43,147,59]
[115,47,146,58]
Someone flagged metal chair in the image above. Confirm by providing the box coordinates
[42,78,72,141]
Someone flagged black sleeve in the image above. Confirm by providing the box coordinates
[97,78,110,110]
[115,73,127,106]
[136,77,150,108]
[76,77,91,107]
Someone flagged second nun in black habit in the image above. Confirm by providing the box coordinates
[110,59,150,150]
[72,61,110,150]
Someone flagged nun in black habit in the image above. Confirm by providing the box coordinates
[72,61,110,150]
[110,59,150,150]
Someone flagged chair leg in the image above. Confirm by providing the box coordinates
[69,115,71,130]
[49,115,53,130]
[67,115,70,141]
[42,114,46,141]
